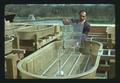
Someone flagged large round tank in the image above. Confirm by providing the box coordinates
[16,25,55,40]
[17,40,103,79]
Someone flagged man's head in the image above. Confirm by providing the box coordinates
[79,10,87,22]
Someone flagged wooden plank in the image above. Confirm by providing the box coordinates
[26,59,34,73]
[101,55,115,60]
[12,49,25,60]
[97,64,110,72]
[108,59,115,79]
[90,27,107,33]
[91,76,107,79]
[19,40,34,47]
[5,53,18,79]
[16,35,20,49]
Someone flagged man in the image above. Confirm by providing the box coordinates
[79,10,90,35]
[63,9,91,36]
[63,10,91,50]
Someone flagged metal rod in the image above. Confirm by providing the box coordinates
[41,48,65,76]
[68,54,81,76]
[82,55,91,72]
[54,51,73,76]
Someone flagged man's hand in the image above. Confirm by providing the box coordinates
[63,18,71,25]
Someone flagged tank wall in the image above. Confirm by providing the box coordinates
[5,29,14,36]
[5,41,13,54]
[78,71,96,79]
[36,26,55,39]
[5,37,14,54]
[80,41,101,63]
[16,25,55,40]
[18,41,102,79]
[20,41,60,76]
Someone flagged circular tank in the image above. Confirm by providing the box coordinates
[17,40,103,79]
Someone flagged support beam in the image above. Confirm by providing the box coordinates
[12,49,25,60]
[108,59,115,79]
[16,35,20,49]
[97,64,110,72]
[5,49,25,79]
[101,55,115,60]
[5,54,18,79]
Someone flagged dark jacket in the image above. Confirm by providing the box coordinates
[71,19,90,35]
[83,21,90,35]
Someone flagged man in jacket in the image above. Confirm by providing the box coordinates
[63,10,91,50]
[63,9,90,36]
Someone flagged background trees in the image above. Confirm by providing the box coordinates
[5,4,115,24]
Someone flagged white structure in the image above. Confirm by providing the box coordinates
[28,14,36,21]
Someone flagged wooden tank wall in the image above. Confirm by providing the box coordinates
[5,20,14,36]
[19,41,61,78]
[90,26,107,33]
[17,41,61,79]
[5,37,14,55]
[81,41,102,64]
[6,23,114,51]
[5,28,14,37]
[5,40,13,55]
[16,25,55,40]
[14,25,60,51]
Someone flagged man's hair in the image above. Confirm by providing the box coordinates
[79,10,87,15]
